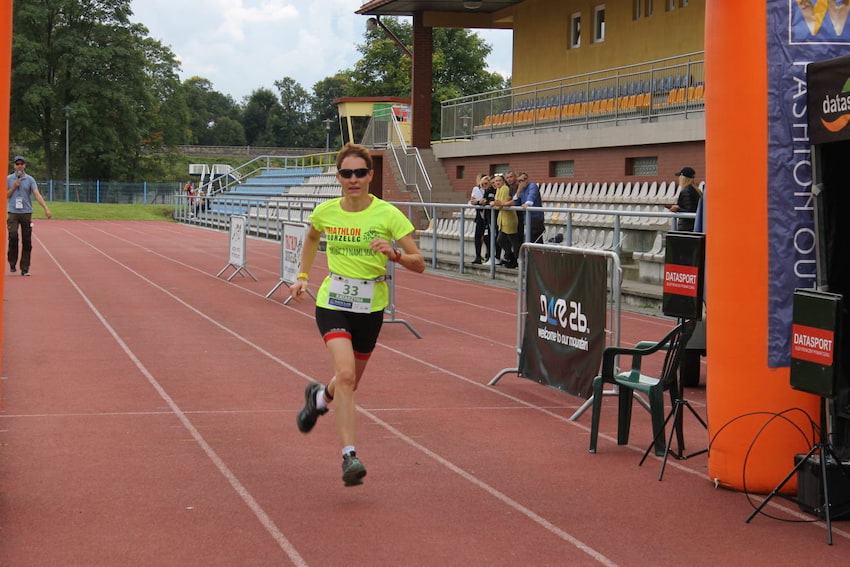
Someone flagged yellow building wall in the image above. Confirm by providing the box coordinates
[512,0,705,87]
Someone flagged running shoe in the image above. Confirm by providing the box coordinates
[342,452,367,486]
[296,382,328,433]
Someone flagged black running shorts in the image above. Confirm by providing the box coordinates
[315,306,384,356]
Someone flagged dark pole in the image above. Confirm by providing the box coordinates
[64,106,70,201]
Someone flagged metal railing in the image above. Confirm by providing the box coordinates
[361,107,432,220]
[200,152,337,197]
[174,193,694,285]
[38,180,181,204]
[441,53,705,141]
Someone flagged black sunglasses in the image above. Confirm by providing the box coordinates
[338,168,370,179]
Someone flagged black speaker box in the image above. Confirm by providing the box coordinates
[662,232,705,320]
[795,454,850,520]
[790,290,842,399]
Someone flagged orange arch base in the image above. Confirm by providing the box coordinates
[0,0,12,408]
[704,3,819,493]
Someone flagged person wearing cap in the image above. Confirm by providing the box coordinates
[7,156,52,276]
[668,166,702,232]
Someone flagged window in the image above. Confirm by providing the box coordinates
[666,0,676,11]
[680,0,688,6]
[456,165,465,179]
[633,0,641,20]
[570,13,581,48]
[645,0,654,17]
[490,163,509,177]
[627,157,658,176]
[594,6,606,43]
[551,160,575,178]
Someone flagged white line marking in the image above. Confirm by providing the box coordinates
[36,235,309,567]
[56,224,844,545]
[53,227,622,565]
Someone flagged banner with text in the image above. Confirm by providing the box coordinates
[518,248,607,399]
[228,215,247,267]
[790,289,842,399]
[662,232,705,320]
[767,0,850,366]
[280,222,307,285]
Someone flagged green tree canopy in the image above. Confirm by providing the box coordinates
[10,8,508,182]
[269,77,323,148]
[182,77,241,146]
[344,17,508,139]
[11,0,185,180]
[242,88,280,147]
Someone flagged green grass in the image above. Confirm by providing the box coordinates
[32,202,175,221]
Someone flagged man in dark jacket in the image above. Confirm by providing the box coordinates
[669,166,702,231]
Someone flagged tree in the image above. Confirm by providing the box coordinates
[140,36,190,148]
[346,18,412,99]
[182,77,241,146]
[242,88,280,146]
[269,77,321,148]
[311,74,351,151]
[343,17,507,140]
[208,116,246,146]
[10,0,186,180]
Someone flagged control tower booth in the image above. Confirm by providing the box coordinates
[333,96,411,148]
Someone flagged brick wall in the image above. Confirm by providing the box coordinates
[441,141,705,196]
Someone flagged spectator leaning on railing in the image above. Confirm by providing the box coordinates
[512,172,545,244]
[491,173,520,269]
[469,174,491,264]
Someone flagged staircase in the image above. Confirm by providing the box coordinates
[383,146,463,205]
[418,148,465,204]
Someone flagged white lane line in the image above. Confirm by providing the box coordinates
[36,235,309,567]
[54,227,621,566]
[0,405,579,420]
[1,409,291,419]
[75,225,815,536]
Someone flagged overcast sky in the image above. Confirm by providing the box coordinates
[129,0,513,103]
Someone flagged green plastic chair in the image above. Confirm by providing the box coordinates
[588,320,696,456]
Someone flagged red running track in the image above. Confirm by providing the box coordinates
[0,220,847,566]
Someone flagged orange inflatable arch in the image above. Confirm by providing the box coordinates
[705,3,819,492]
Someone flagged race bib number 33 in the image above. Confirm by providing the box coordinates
[327,274,376,313]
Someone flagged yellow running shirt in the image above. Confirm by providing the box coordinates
[309,195,415,312]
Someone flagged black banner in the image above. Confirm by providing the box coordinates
[807,55,850,145]
[662,232,705,320]
[518,248,607,399]
[790,289,842,399]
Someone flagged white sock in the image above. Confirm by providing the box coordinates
[315,388,328,410]
[342,445,356,457]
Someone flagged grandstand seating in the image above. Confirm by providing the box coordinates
[477,73,704,131]
[226,167,324,197]
[207,166,324,216]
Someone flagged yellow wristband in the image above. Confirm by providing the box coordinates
[296,272,309,281]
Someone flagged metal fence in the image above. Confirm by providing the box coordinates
[172,193,694,283]
[37,180,182,204]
